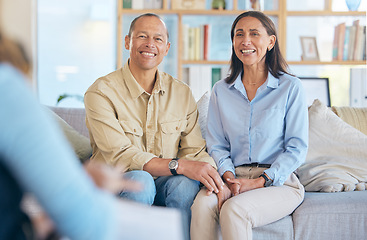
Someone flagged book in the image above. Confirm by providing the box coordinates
[188,27,195,60]
[183,66,212,101]
[347,25,356,61]
[194,27,201,60]
[212,67,221,87]
[132,0,144,9]
[199,26,204,61]
[332,24,340,61]
[354,26,364,61]
[203,24,211,61]
[123,0,132,9]
[182,24,189,61]
[343,26,350,61]
[152,0,163,9]
[352,20,360,60]
[337,22,346,61]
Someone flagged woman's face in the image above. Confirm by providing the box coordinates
[233,16,275,68]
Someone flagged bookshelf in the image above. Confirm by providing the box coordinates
[117,0,366,81]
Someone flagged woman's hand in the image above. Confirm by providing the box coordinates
[216,184,232,211]
[85,161,142,194]
[226,177,265,194]
[222,171,240,196]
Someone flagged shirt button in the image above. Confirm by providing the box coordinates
[133,129,136,132]
[176,126,178,130]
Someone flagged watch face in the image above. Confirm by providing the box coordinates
[169,160,178,169]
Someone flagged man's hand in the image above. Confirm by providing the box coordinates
[177,159,224,194]
[216,184,232,211]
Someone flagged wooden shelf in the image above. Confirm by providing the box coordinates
[182,60,367,66]
[288,60,367,65]
[286,10,366,16]
[117,0,366,79]
[120,9,280,16]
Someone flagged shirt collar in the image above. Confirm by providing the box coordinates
[122,60,165,99]
[228,71,280,90]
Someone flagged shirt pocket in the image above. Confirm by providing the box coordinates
[253,108,284,139]
[160,119,187,158]
[119,120,143,146]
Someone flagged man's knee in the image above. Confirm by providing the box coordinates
[169,175,200,196]
[119,170,156,205]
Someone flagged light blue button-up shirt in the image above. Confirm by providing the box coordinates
[206,72,308,186]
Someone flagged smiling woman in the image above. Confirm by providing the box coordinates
[191,11,308,240]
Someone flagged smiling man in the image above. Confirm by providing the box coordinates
[84,13,224,239]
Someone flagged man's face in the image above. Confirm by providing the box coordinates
[125,16,170,72]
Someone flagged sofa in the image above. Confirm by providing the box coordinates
[48,97,367,240]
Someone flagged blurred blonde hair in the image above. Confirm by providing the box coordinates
[0,30,31,74]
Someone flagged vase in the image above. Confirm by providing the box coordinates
[212,0,226,10]
[345,0,361,11]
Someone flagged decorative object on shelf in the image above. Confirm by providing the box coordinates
[250,0,261,10]
[212,0,225,10]
[345,0,361,11]
[300,36,320,61]
[171,0,205,10]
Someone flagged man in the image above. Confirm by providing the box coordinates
[84,13,224,238]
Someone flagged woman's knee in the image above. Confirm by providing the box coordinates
[191,189,218,216]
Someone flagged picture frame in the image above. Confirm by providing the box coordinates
[300,36,320,61]
[300,77,331,107]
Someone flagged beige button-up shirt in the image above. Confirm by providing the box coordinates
[84,61,215,173]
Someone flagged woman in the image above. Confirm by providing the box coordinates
[191,11,308,240]
[0,32,183,240]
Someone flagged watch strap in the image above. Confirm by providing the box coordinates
[260,173,273,187]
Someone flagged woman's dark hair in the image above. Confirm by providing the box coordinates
[128,13,169,40]
[226,11,291,84]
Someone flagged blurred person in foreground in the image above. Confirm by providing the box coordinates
[84,13,224,239]
[191,11,308,240]
[0,31,183,240]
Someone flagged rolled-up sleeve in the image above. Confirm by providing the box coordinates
[206,87,235,176]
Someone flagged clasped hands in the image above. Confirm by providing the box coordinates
[214,171,266,210]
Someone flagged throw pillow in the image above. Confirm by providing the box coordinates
[47,108,92,162]
[297,99,367,192]
[197,91,210,139]
[331,106,367,135]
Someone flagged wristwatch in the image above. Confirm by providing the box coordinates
[260,173,273,187]
[168,158,179,176]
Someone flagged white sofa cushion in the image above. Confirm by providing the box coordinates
[297,99,367,192]
[197,91,210,139]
